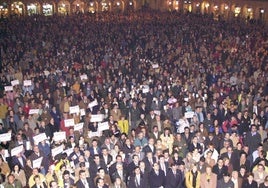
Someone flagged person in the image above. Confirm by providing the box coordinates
[212,158,228,180]
[253,164,268,186]
[49,181,58,188]
[31,175,48,188]
[75,170,94,188]
[185,163,201,188]
[95,177,109,188]
[4,174,22,188]
[259,175,268,188]
[244,125,262,154]
[128,166,148,188]
[165,163,183,188]
[200,166,217,188]
[11,165,26,187]
[217,173,234,188]
[242,173,258,188]
[231,170,243,188]
[110,177,127,188]
[149,163,165,188]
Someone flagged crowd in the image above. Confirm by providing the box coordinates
[0,10,268,188]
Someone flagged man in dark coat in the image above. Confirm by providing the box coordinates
[149,163,165,188]
[165,163,183,188]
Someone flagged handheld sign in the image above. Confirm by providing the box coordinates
[53,132,66,142]
[69,106,80,114]
[32,157,43,168]
[11,145,23,156]
[98,121,109,132]
[11,80,19,86]
[64,119,75,127]
[0,133,12,142]
[74,123,84,131]
[33,133,47,144]
[90,114,104,122]
[23,80,32,86]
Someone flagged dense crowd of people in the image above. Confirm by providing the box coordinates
[0,10,268,188]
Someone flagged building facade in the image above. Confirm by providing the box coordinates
[0,0,267,22]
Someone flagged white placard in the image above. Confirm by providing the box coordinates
[4,149,9,158]
[69,105,80,114]
[184,98,189,102]
[4,86,13,91]
[142,85,149,94]
[52,145,64,157]
[0,133,11,142]
[80,109,86,116]
[88,131,100,138]
[90,114,104,122]
[32,157,43,168]
[64,119,75,127]
[80,74,88,80]
[154,110,161,116]
[62,81,66,87]
[44,71,50,76]
[33,133,47,144]
[74,123,84,131]
[152,64,159,69]
[185,111,195,119]
[26,141,31,150]
[23,80,32,86]
[53,132,66,142]
[98,121,109,132]
[63,148,74,156]
[88,100,98,109]
[29,109,39,115]
[11,145,23,156]
[11,80,19,86]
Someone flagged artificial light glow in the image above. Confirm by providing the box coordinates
[129,2,132,5]
[260,9,265,13]
[224,5,228,10]
[168,1,172,5]
[214,5,218,9]
[77,3,79,6]
[116,2,120,6]
[62,3,65,7]
[175,1,179,5]
[247,8,252,12]
[90,2,93,6]
[0,5,3,9]
[205,3,209,8]
[196,3,200,7]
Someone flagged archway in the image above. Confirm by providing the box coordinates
[42,3,53,15]
[27,3,41,15]
[201,1,210,14]
[88,1,98,13]
[100,0,111,12]
[0,2,8,17]
[243,5,253,20]
[72,0,85,14]
[125,0,136,12]
[220,3,229,20]
[113,0,124,12]
[11,2,25,15]
[58,1,70,15]
[183,0,192,13]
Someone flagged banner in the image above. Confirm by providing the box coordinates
[69,106,80,114]
[11,145,23,156]
[74,122,84,131]
[11,80,19,86]
[33,133,47,144]
[32,157,43,168]
[0,133,11,142]
[23,80,32,86]
[53,132,66,142]
[90,114,104,122]
[64,119,75,127]
[98,121,109,132]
